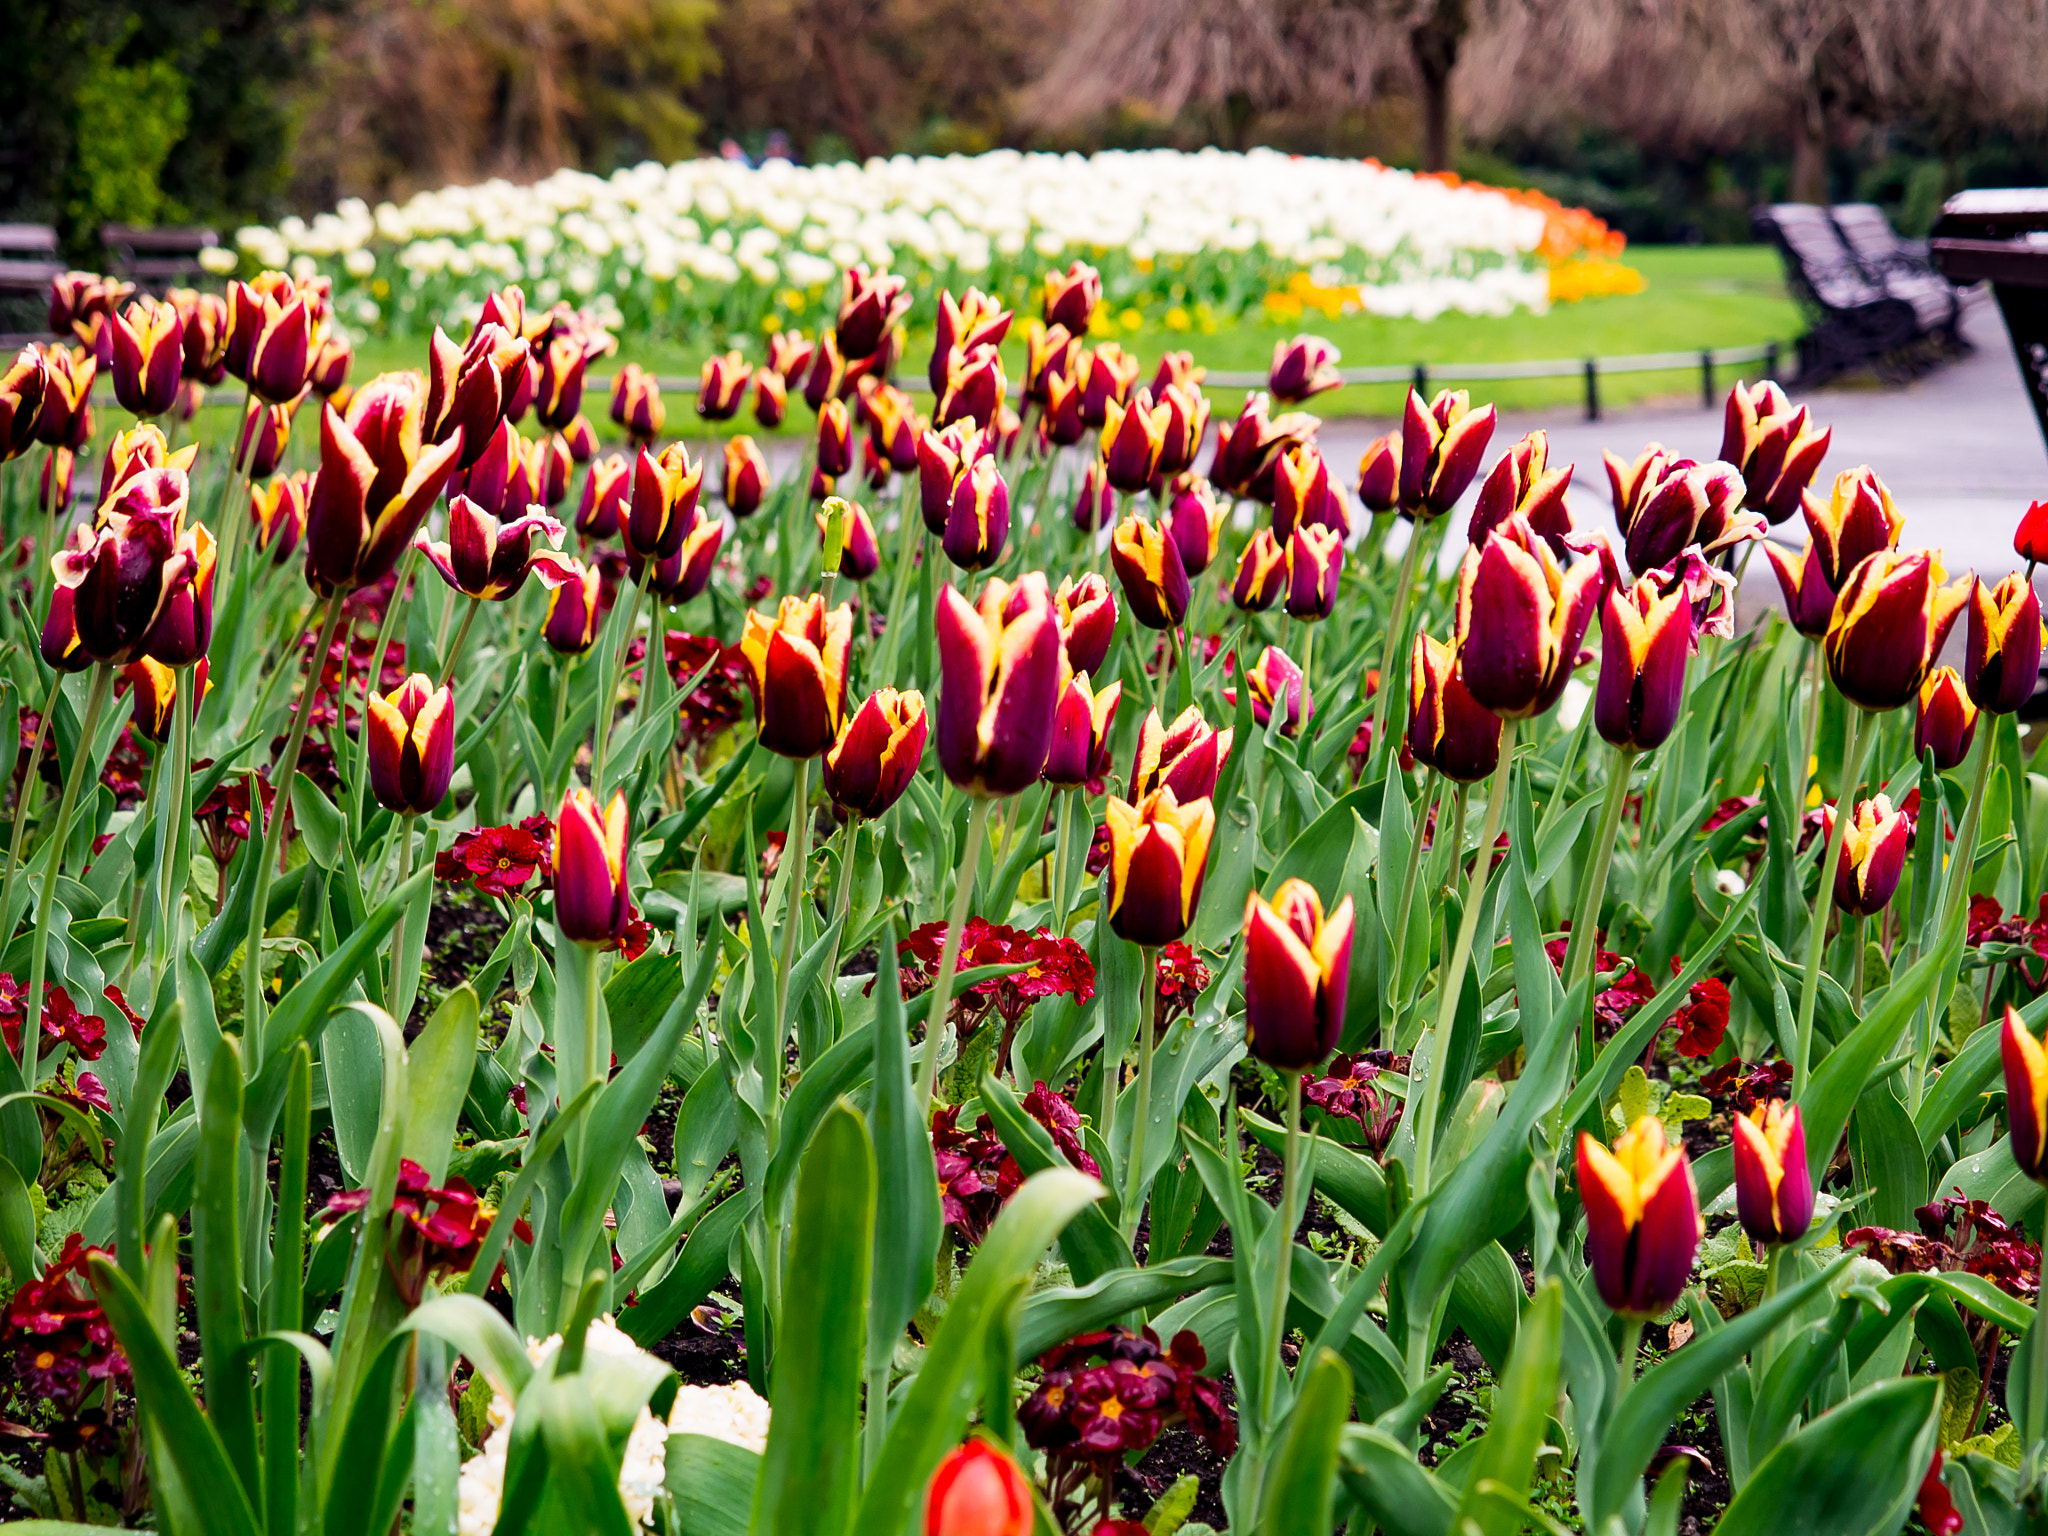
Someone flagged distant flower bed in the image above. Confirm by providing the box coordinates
[231,149,1632,343]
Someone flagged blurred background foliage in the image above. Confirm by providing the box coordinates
[4,0,2048,257]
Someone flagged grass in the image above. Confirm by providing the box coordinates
[343,244,1803,425]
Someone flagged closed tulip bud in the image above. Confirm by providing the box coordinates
[1720,380,1831,524]
[802,331,848,412]
[750,367,787,428]
[723,436,770,519]
[1105,787,1214,944]
[141,520,216,666]
[1242,878,1355,1067]
[578,453,630,539]
[625,443,703,564]
[1730,1100,1813,1246]
[310,333,353,399]
[1409,632,1501,783]
[428,323,529,468]
[694,351,750,422]
[544,563,603,654]
[1804,467,1905,589]
[865,383,922,473]
[532,334,586,429]
[1595,575,1692,752]
[1399,388,1495,518]
[52,468,198,664]
[1915,667,1977,771]
[1054,573,1118,676]
[110,298,183,418]
[1045,673,1122,787]
[304,373,466,595]
[171,289,229,384]
[0,346,45,464]
[926,1441,1032,1536]
[419,495,577,602]
[819,499,881,581]
[935,574,1064,796]
[1283,525,1344,622]
[1268,334,1341,404]
[1152,349,1205,398]
[1041,370,1087,448]
[810,466,837,503]
[1223,533,1283,617]
[251,472,310,563]
[41,447,73,513]
[40,584,88,673]
[1604,448,1757,577]
[1079,344,1139,430]
[1966,573,2044,714]
[767,331,815,382]
[1211,393,1317,504]
[1154,382,1211,479]
[1764,541,1836,638]
[2015,500,2048,565]
[1042,262,1102,334]
[610,361,666,443]
[455,419,535,518]
[919,421,989,535]
[366,674,455,814]
[33,344,93,451]
[1356,431,1402,514]
[1023,320,1079,404]
[2002,1005,2048,1182]
[563,413,598,462]
[741,594,854,758]
[1100,389,1168,494]
[123,655,209,743]
[100,423,196,505]
[538,432,572,507]
[1470,430,1574,550]
[1132,704,1232,802]
[836,266,910,360]
[1824,549,1969,712]
[1273,444,1349,542]
[475,286,527,341]
[554,786,632,945]
[1831,793,1911,915]
[1455,514,1610,719]
[649,516,726,603]
[1244,645,1311,735]
[1163,476,1226,577]
[816,397,855,477]
[936,345,1006,434]
[1577,1117,1700,1317]
[825,687,928,818]
[233,399,292,479]
[931,288,1012,393]
[943,457,1011,572]
[1071,457,1115,536]
[247,294,316,406]
[1111,514,1190,631]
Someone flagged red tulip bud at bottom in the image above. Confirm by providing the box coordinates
[926,1442,1032,1536]
[1577,1117,1700,1316]
[1731,1100,1813,1245]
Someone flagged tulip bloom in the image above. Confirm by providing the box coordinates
[1356,430,1401,515]
[1399,388,1495,518]
[1232,530,1286,613]
[1054,573,1117,676]
[1132,705,1232,802]
[926,1441,1031,1536]
[819,500,880,582]
[802,331,849,412]
[866,383,923,473]
[1041,371,1087,448]
[110,297,183,418]
[1079,344,1139,429]
[816,398,855,478]
[740,595,853,759]
[1104,788,1214,944]
[1804,466,1905,589]
[311,334,353,398]
[51,468,198,664]
[1605,448,1758,577]
[934,575,1064,796]
[1242,879,1355,1067]
[418,496,577,602]
[532,333,587,430]
[304,373,466,595]
[1916,667,1978,771]
[544,564,603,654]
[1044,674,1122,787]
[1469,430,1573,550]
[696,351,751,421]
[1824,549,1969,713]
[1455,514,1610,719]
[713,436,766,521]
[233,400,293,480]
[251,473,310,564]
[943,457,1010,572]
[142,520,216,667]
[1594,575,1692,752]
[456,419,542,519]
[931,288,1012,392]
[32,343,93,452]
[1965,573,2044,714]
[625,443,704,565]
[1244,646,1311,735]
[2016,500,2048,566]
[610,362,665,443]
[824,688,927,819]
[1283,525,1344,622]
[100,423,196,506]
[1110,515,1190,631]
[1720,380,1831,524]
[1409,633,1501,783]
[366,674,456,815]
[1577,1117,1700,1316]
[124,655,208,742]
[2002,1005,2048,1182]
[1273,444,1350,543]
[1071,458,1115,537]
[245,292,317,407]
[1763,541,1835,639]
[1832,794,1911,916]
[1042,262,1102,333]
[1154,382,1211,478]
[1731,1100,1814,1246]
[172,289,229,384]
[1268,334,1341,405]
[835,266,910,360]
[919,421,990,536]
[1022,320,1079,404]
[1163,476,1227,577]
[578,453,630,539]
[554,787,632,945]
[1211,393,1316,503]
[936,345,1006,434]
[562,414,598,462]
[752,368,787,428]
[1100,390,1169,494]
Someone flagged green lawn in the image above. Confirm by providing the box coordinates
[346,245,1803,424]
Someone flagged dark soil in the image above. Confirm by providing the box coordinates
[410,881,516,1032]
[1122,1412,1234,1530]
[646,1303,749,1387]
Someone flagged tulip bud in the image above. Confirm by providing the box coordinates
[935,575,1064,796]
[816,398,855,478]
[1409,633,1501,783]
[421,496,578,602]
[577,453,630,540]
[943,457,1010,572]
[1577,1117,1700,1317]
[304,375,466,595]
[1231,530,1286,613]
[1042,371,1087,448]
[1152,350,1204,398]
[563,414,598,463]
[1595,575,1692,752]
[749,367,787,429]
[1154,382,1211,479]
[1244,646,1310,736]
[824,688,927,819]
[141,520,217,667]
[247,294,316,406]
[1131,705,1231,802]
[1804,467,1905,589]
[1916,667,1978,771]
[836,266,910,361]
[233,399,293,480]
[1455,514,1610,719]
[1824,548,1969,713]
[1832,794,1911,916]
[1731,1100,1814,1246]
[52,468,198,664]
[696,351,751,421]
[767,331,815,383]
[1273,444,1350,543]
[1163,476,1226,577]
[32,344,94,451]
[931,289,1012,393]
[1720,380,1831,524]
[1211,393,1317,503]
[936,344,1006,434]
[649,517,726,604]
[1283,525,1344,622]
[1079,343,1138,429]
[723,436,770,519]
[802,331,848,412]
[818,499,880,582]
[1763,541,1835,639]
[2002,1005,2048,1183]
[1104,788,1214,945]
[530,334,588,432]
[2015,500,2048,565]
[1470,430,1574,551]
[1071,458,1115,537]
[610,362,666,443]
[123,655,209,743]
[1054,573,1118,676]
[554,786,632,945]
[625,443,704,565]
[544,563,603,654]
[1269,334,1341,404]
[172,289,229,384]
[926,1441,1032,1536]
[1100,389,1169,494]
[1356,431,1401,515]
[1242,878,1355,1067]
[252,473,311,564]
[1399,388,1495,518]
[366,674,456,814]
[740,594,854,759]
[1021,321,1078,406]
[1045,674,1122,788]
[110,297,184,419]
[1965,573,2044,714]
[1042,262,1102,334]
[919,422,989,536]
[1110,514,1190,631]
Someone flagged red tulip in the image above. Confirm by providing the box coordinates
[1283,525,1344,622]
[1163,476,1226,577]
[554,787,631,945]
[1577,1117,1700,1316]
[544,564,603,655]
[610,362,666,442]
[1268,334,1341,405]
[1720,380,1831,525]
[931,288,1012,393]
[1454,513,1610,719]
[1131,705,1231,803]
[1070,458,1115,537]
[2002,1005,2048,1182]
[1399,387,1495,518]
[943,457,1010,572]
[1054,573,1118,676]
[1023,321,1079,405]
[1153,382,1210,479]
[418,495,577,602]
[1044,674,1122,787]
[1408,633,1500,783]
[1965,573,2044,715]
[835,266,910,361]
[1104,788,1214,944]
[1803,466,1904,589]
[740,594,854,759]
[233,399,293,480]
[366,674,456,814]
[1231,530,1286,613]
[305,373,466,595]
[936,345,1007,435]
[1100,389,1168,494]
[1041,262,1101,334]
[1210,393,1316,503]
[578,453,630,540]
[1594,574,1692,752]
[824,688,927,818]
[1469,430,1572,551]
[1732,1100,1813,1246]
[1242,878,1355,1067]
[1273,444,1350,543]
[1824,549,1968,713]
[1109,514,1189,631]
[934,575,1064,796]
[32,343,93,451]
[251,473,310,564]
[1763,541,1835,639]
[919,421,991,536]
[926,1441,1032,1536]
[818,499,880,582]
[1831,794,1911,916]
[1355,430,1401,515]
[50,468,198,664]
[696,351,751,421]
[625,443,704,565]
[1915,667,1978,771]
[1243,646,1310,735]
[110,297,183,418]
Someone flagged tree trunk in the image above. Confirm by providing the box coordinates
[1409,0,1468,174]
[1789,80,1828,203]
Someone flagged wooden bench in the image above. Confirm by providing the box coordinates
[1752,202,1966,384]
[101,224,220,287]
[0,223,63,297]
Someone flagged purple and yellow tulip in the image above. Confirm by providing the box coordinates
[740,594,855,759]
[1577,1117,1700,1317]
[1104,788,1214,945]
[825,687,929,818]
[1242,878,1355,1068]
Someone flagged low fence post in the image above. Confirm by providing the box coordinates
[1583,359,1600,422]
[1765,341,1781,381]
[1700,349,1715,408]
[1411,363,1428,399]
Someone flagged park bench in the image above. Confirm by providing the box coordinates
[101,223,220,287]
[1752,202,1966,384]
[0,223,63,298]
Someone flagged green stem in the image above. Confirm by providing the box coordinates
[592,579,647,792]
[772,756,814,1063]
[1260,1074,1305,1424]
[912,796,995,1121]
[573,939,602,1167]
[439,596,482,689]
[864,1361,891,1477]
[1,671,64,937]
[1853,913,1868,1013]
[1121,946,1158,1241]
[117,749,162,988]
[1613,1315,1647,1410]
[1794,706,1871,1093]
[1384,770,1441,1051]
[1937,728,1998,940]
[1565,748,1635,1067]
[875,486,922,686]
[1296,622,1315,703]
[1052,787,1075,934]
[153,661,195,979]
[1370,522,1427,758]
[387,818,414,1017]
